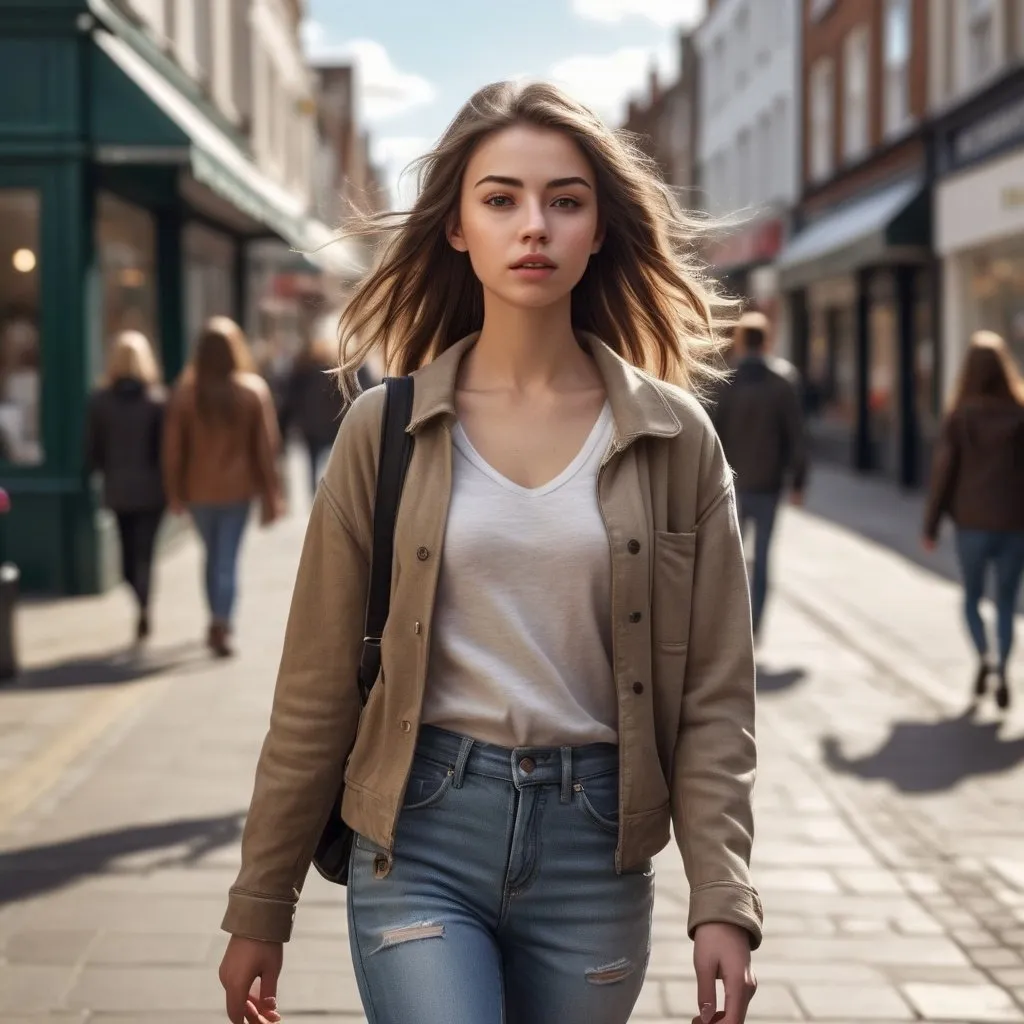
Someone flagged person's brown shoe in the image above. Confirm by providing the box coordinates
[208,620,234,658]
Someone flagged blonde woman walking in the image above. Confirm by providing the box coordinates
[86,331,166,642]
[219,82,760,1024]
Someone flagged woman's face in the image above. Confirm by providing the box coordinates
[449,124,603,309]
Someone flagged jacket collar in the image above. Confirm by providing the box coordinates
[407,331,681,446]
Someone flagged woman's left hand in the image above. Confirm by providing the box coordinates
[691,922,757,1024]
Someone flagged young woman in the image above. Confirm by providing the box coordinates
[85,330,166,642]
[163,317,282,657]
[218,82,761,1024]
[923,330,1024,710]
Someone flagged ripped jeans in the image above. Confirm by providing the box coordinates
[347,725,655,1024]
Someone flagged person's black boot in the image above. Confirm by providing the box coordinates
[973,661,990,699]
[995,670,1010,710]
[136,610,150,642]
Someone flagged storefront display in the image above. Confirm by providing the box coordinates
[184,223,238,350]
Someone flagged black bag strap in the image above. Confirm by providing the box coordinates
[357,376,415,704]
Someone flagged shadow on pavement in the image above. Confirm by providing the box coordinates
[821,707,1024,794]
[756,664,807,694]
[0,812,246,906]
[3,641,206,691]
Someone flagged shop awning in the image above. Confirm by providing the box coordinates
[90,29,366,278]
[776,177,930,289]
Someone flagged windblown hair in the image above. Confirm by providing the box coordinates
[105,330,161,387]
[950,330,1024,411]
[333,80,735,398]
[191,316,254,425]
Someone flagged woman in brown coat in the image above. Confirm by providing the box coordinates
[923,330,1024,709]
[163,317,282,657]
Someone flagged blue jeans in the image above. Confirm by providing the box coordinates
[189,502,251,623]
[737,491,780,634]
[347,725,654,1024]
[955,528,1024,670]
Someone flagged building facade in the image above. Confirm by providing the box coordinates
[777,0,935,486]
[930,0,1024,399]
[695,0,801,330]
[0,0,328,593]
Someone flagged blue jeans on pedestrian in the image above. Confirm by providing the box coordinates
[347,725,654,1024]
[189,502,251,624]
[737,490,780,635]
[954,528,1024,670]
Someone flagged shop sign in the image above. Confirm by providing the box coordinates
[706,218,783,272]
[948,94,1024,171]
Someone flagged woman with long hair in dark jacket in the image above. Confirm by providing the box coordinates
[86,331,167,642]
[923,330,1024,710]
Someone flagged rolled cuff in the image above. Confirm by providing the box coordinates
[687,881,764,951]
[221,888,297,943]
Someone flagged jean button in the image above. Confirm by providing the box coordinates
[519,757,536,774]
[400,720,412,733]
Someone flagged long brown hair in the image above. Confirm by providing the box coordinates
[332,80,734,399]
[192,316,253,424]
[950,330,1024,411]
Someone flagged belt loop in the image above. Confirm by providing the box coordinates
[560,746,572,803]
[452,736,474,789]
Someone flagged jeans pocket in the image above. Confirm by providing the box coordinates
[402,754,455,811]
[573,769,620,834]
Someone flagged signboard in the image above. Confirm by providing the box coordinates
[706,218,784,271]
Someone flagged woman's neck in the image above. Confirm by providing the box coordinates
[465,297,595,393]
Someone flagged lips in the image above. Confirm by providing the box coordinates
[510,255,557,269]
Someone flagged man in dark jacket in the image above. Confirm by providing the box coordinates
[711,311,808,639]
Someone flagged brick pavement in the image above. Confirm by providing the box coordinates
[0,459,1022,1022]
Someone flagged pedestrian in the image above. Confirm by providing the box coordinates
[163,316,283,658]
[218,81,760,1024]
[279,338,378,499]
[710,310,808,639]
[85,330,166,643]
[922,330,1024,710]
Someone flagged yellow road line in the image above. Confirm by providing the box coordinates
[0,680,159,830]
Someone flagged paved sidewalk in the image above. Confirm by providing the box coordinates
[0,460,1022,1022]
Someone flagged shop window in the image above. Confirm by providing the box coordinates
[884,0,912,136]
[0,189,43,465]
[844,25,870,161]
[184,223,237,352]
[96,192,159,385]
[806,304,856,428]
[810,57,835,183]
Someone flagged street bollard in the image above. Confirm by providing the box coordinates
[0,487,19,681]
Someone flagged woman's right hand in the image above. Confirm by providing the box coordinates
[218,935,283,1024]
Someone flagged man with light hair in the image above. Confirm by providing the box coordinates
[711,310,808,640]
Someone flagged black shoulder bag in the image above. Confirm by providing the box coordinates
[312,375,415,885]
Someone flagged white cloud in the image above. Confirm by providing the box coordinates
[372,135,435,208]
[301,23,436,124]
[572,0,705,28]
[549,44,676,125]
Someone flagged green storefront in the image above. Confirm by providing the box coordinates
[0,0,314,594]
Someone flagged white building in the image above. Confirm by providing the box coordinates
[930,0,1024,397]
[695,0,802,337]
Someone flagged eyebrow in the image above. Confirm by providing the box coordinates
[473,175,593,190]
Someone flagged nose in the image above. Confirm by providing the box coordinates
[519,198,549,244]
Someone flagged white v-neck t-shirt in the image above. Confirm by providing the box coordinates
[422,403,618,747]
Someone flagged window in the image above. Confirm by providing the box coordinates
[968,0,995,84]
[713,36,726,109]
[810,57,834,182]
[231,0,253,127]
[775,96,790,197]
[0,189,42,464]
[736,129,752,206]
[735,7,750,90]
[194,0,213,84]
[844,26,870,160]
[758,111,773,202]
[884,0,911,136]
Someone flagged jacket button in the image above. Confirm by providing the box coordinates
[627,539,641,554]
[416,546,430,561]
[400,720,412,733]
[629,611,642,623]
[632,681,644,695]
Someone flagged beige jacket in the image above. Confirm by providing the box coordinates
[222,333,762,948]
[163,371,280,512]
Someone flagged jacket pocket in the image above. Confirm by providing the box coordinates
[652,530,697,647]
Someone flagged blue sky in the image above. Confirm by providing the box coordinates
[303,0,704,204]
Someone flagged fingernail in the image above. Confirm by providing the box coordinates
[700,1003,714,1023]
[264,997,277,1009]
